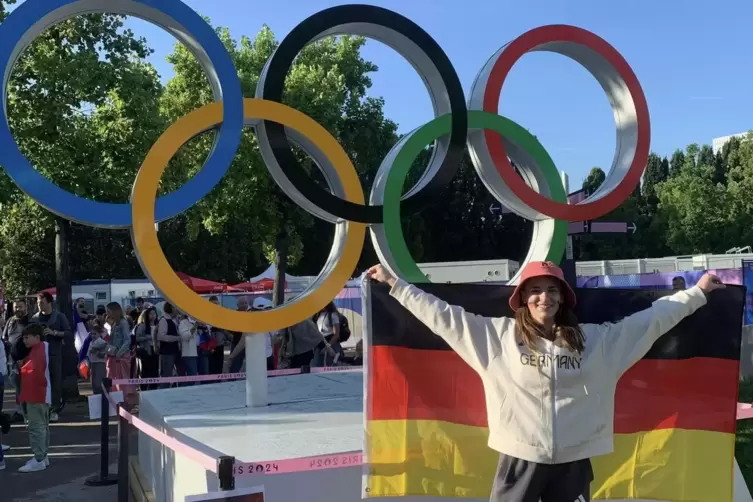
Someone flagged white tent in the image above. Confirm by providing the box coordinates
[346,273,366,288]
[249,264,316,293]
[249,264,299,283]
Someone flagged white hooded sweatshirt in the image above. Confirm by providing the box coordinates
[389,279,708,464]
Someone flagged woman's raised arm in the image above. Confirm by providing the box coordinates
[366,265,511,371]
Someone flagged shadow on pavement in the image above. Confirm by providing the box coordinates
[2,381,125,502]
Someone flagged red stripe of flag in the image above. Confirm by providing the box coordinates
[370,345,738,434]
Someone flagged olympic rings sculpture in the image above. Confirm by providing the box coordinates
[0,1,650,333]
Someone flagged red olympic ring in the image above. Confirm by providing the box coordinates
[483,25,650,221]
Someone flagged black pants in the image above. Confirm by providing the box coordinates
[138,352,159,390]
[209,348,224,374]
[159,354,179,389]
[289,350,314,369]
[229,352,244,373]
[491,454,593,502]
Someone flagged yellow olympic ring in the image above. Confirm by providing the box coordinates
[130,98,366,332]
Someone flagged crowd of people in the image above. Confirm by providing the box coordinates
[0,291,362,474]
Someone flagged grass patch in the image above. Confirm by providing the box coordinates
[737,378,753,490]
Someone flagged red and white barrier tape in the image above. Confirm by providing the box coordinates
[234,451,363,477]
[101,389,218,472]
[738,402,753,420]
[110,365,361,386]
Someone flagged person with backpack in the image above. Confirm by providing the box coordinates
[277,319,322,369]
[312,302,350,367]
[2,299,28,422]
[227,297,275,371]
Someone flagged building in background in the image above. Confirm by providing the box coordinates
[712,132,751,154]
[40,278,158,312]
[417,259,520,283]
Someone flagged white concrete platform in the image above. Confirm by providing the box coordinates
[138,372,752,502]
[139,371,470,502]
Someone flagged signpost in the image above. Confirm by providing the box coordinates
[489,202,511,219]
[488,175,637,288]
[562,173,576,285]
[568,221,637,235]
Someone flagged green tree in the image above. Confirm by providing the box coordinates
[697,144,715,169]
[156,25,399,287]
[723,133,753,249]
[717,136,744,185]
[0,200,54,296]
[669,149,686,177]
[656,161,730,253]
[684,143,700,170]
[582,167,606,195]
[0,3,164,301]
[641,153,668,214]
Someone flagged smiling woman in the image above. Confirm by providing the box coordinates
[366,261,724,501]
[511,262,584,354]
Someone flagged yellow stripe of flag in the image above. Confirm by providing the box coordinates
[366,419,735,502]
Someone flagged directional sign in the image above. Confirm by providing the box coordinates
[568,221,637,235]
[489,203,512,218]
[568,221,589,234]
[489,206,638,236]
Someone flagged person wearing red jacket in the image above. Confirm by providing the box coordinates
[18,324,50,473]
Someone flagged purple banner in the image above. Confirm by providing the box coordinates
[568,190,587,204]
[577,268,743,290]
[742,261,753,325]
[590,221,627,233]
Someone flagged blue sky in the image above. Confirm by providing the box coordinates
[69,1,753,187]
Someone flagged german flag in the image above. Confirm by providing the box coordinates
[364,282,744,501]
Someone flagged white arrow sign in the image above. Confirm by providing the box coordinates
[489,203,513,217]
[628,222,637,234]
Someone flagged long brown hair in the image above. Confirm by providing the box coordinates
[514,305,585,354]
[105,302,124,324]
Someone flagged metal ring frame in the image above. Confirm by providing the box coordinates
[0,1,650,331]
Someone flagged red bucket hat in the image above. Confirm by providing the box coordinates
[509,261,577,311]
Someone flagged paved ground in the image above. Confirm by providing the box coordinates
[2,382,120,501]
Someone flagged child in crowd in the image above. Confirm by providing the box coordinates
[18,324,50,473]
[87,322,108,395]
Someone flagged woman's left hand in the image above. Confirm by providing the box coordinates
[697,273,725,294]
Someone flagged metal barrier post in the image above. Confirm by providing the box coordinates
[85,378,118,486]
[217,455,236,491]
[117,403,130,502]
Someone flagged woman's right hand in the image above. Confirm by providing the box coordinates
[366,264,397,287]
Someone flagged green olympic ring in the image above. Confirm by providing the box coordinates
[380,111,567,284]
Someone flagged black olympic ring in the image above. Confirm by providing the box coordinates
[257,4,468,224]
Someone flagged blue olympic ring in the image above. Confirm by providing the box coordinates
[0,0,243,228]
